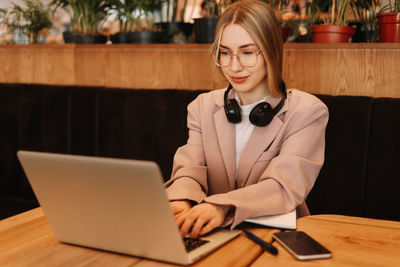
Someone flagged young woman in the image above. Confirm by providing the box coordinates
[165,0,328,238]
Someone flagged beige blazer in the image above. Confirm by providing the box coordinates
[165,88,329,228]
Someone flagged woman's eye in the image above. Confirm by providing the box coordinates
[241,50,254,55]
[220,51,230,56]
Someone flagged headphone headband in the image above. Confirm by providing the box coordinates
[223,80,287,127]
[280,80,287,97]
[223,84,233,106]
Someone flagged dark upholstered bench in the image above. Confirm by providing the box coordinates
[1,83,399,221]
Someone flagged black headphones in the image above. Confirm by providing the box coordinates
[223,80,287,127]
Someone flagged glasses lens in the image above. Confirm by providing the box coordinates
[218,50,231,67]
[239,49,258,67]
[217,49,259,67]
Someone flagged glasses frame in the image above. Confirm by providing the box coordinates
[216,47,262,68]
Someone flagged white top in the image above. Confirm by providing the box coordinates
[235,93,268,187]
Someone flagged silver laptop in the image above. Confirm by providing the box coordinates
[17,150,241,265]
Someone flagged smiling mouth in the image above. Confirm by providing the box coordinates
[231,76,248,83]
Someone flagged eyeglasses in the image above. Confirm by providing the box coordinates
[216,48,262,67]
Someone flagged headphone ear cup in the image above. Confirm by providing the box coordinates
[249,102,273,127]
[224,98,242,123]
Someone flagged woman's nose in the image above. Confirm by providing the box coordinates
[230,55,243,72]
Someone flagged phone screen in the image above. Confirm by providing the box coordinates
[272,231,332,260]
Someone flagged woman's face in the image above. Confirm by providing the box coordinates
[219,23,268,105]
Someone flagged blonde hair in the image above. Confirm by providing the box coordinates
[211,0,284,97]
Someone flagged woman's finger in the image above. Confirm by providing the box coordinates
[199,218,219,236]
[190,216,208,238]
[179,214,197,237]
[175,210,189,226]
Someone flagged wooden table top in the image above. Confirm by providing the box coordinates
[1,208,399,266]
[253,214,400,266]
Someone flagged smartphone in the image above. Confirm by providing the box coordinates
[272,231,332,260]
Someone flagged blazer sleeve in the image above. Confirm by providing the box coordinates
[164,97,208,203]
[204,100,329,228]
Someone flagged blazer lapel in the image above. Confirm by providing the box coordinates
[237,97,289,187]
[214,108,236,189]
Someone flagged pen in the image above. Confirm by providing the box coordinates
[243,230,278,255]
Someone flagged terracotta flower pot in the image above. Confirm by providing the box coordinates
[312,24,355,43]
[377,12,400,43]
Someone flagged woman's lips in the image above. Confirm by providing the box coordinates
[231,76,248,84]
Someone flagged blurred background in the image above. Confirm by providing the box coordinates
[0,0,396,44]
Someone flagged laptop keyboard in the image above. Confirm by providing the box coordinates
[183,237,209,252]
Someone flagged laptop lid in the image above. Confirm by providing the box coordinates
[17,151,240,265]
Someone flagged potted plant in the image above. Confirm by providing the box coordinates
[349,0,379,42]
[262,0,297,42]
[0,8,13,44]
[8,0,52,44]
[108,0,139,43]
[126,0,164,43]
[50,0,113,44]
[159,0,194,43]
[377,0,400,42]
[0,8,6,18]
[194,0,228,43]
[49,0,73,43]
[311,0,356,42]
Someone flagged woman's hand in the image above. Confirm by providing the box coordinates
[170,200,192,218]
[177,203,230,238]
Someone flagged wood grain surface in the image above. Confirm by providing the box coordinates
[2,209,400,266]
[252,214,400,266]
[0,208,277,266]
[0,43,399,97]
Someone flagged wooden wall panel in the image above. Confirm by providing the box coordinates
[69,44,226,90]
[282,43,400,97]
[0,45,75,85]
[0,43,399,97]
[74,46,107,87]
[0,47,19,83]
